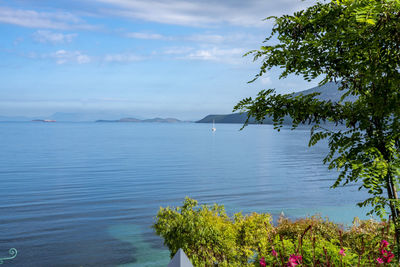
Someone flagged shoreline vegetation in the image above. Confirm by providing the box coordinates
[154,198,396,266]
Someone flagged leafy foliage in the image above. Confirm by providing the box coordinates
[153,197,273,266]
[234,0,400,224]
[153,197,237,266]
[154,198,397,266]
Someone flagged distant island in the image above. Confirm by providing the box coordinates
[0,112,147,122]
[96,117,187,123]
[197,81,352,124]
[32,119,56,122]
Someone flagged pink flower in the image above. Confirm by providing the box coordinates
[381,240,389,248]
[259,256,266,267]
[339,248,346,256]
[287,254,302,266]
[272,249,277,257]
[377,258,384,264]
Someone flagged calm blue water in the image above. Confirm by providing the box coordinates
[0,122,369,266]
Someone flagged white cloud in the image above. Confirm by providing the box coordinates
[185,34,225,43]
[33,30,77,44]
[183,33,263,45]
[104,53,143,63]
[125,32,226,43]
[94,0,314,27]
[158,45,246,63]
[49,50,91,64]
[25,50,142,65]
[260,75,271,85]
[184,47,245,63]
[0,0,315,31]
[162,46,194,55]
[122,31,263,52]
[125,32,165,40]
[0,6,95,30]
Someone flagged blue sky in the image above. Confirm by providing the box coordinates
[0,0,318,120]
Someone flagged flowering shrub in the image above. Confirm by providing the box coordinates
[154,198,398,266]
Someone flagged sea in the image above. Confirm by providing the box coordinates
[0,122,370,266]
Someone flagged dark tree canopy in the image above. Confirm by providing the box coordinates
[234,0,400,223]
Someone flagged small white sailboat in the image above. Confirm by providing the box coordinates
[211,119,216,132]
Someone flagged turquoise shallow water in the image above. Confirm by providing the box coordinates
[0,122,370,266]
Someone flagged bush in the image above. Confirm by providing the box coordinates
[153,198,238,266]
[153,198,397,266]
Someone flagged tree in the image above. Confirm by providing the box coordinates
[234,0,400,257]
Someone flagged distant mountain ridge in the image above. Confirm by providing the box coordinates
[96,117,185,123]
[292,81,355,101]
[197,81,350,124]
[49,112,142,122]
[0,112,142,122]
[196,113,280,124]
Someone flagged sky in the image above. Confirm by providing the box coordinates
[0,0,319,120]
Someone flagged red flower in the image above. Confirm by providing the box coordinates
[272,249,277,257]
[287,254,302,266]
[259,256,266,267]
